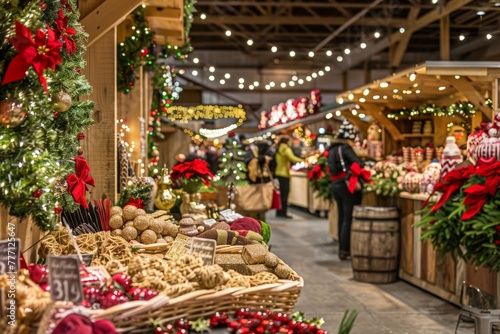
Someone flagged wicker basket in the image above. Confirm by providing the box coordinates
[94,245,303,333]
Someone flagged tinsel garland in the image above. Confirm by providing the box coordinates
[0,0,94,231]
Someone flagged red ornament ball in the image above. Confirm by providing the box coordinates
[55,206,62,215]
[77,132,85,140]
[496,239,500,246]
[140,48,149,57]
[39,283,50,292]
[39,2,47,10]
[28,263,48,284]
[112,273,131,291]
[33,189,42,198]
[78,149,84,156]
[175,319,190,330]
[53,110,59,119]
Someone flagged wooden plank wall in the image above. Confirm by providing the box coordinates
[80,0,118,202]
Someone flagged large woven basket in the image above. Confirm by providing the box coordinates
[94,245,303,333]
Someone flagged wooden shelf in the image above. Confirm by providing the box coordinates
[402,133,434,138]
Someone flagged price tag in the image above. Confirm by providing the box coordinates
[190,238,216,266]
[47,255,83,304]
[203,219,217,226]
[165,234,191,260]
[0,239,21,275]
[69,253,94,267]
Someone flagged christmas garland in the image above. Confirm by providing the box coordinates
[418,161,500,271]
[160,0,196,59]
[164,105,247,125]
[0,0,94,230]
[386,100,489,119]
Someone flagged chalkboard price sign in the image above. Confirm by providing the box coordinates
[47,255,83,304]
[69,253,94,267]
[0,238,21,275]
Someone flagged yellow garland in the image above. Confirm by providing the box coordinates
[166,105,246,125]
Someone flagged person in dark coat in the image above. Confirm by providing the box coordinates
[328,120,363,260]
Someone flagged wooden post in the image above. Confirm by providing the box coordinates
[493,78,500,120]
[80,0,119,202]
[439,4,450,61]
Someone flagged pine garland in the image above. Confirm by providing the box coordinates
[0,0,94,231]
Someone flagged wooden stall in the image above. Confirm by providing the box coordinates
[335,61,500,305]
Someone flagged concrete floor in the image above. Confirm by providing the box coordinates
[266,207,477,334]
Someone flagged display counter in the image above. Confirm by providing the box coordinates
[289,170,330,213]
[398,191,500,305]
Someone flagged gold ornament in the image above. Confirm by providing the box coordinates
[0,99,26,128]
[154,165,177,211]
[52,91,72,112]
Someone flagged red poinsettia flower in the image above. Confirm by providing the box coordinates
[55,9,77,55]
[60,0,74,12]
[171,158,214,186]
[2,21,62,93]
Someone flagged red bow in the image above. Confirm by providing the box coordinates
[2,21,62,93]
[67,157,95,208]
[307,164,324,180]
[125,197,144,209]
[423,165,474,211]
[347,163,371,194]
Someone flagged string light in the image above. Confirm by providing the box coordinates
[219,79,225,84]
[308,51,315,57]
[225,30,232,37]
[374,31,381,38]
[166,105,246,125]
[289,50,296,57]
[224,73,231,79]
[209,66,215,72]
[337,56,343,62]
[459,34,465,41]
[193,57,199,63]
[238,84,244,89]
[326,50,333,56]
[209,75,215,81]
[271,46,278,52]
[247,39,253,45]
[306,76,312,81]
[360,42,367,49]
[200,13,206,20]
[298,79,304,84]
[192,70,198,76]
[487,33,493,40]
[344,48,351,55]
[239,78,245,83]
[199,124,239,138]
[253,81,259,87]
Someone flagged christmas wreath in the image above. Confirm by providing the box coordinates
[418,160,500,271]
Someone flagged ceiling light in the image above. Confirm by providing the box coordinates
[308,51,315,57]
[359,97,366,103]
[325,66,331,72]
[225,30,232,37]
[393,89,398,93]
[325,113,333,119]
[312,72,318,78]
[383,95,388,99]
[238,84,244,89]
[352,109,358,116]
[337,56,343,62]
[281,82,286,88]
[344,48,351,55]
[432,0,438,3]
[224,73,230,79]
[270,82,275,87]
[399,27,405,33]
[298,79,304,84]
[415,90,421,94]
[219,79,225,85]
[200,13,207,20]
[247,39,253,45]
[487,33,493,40]
[192,70,198,76]
[348,93,354,100]
[289,81,295,87]
[360,42,367,49]
[409,72,416,82]
[373,95,380,100]
[336,110,342,116]
[413,83,419,87]
[338,97,344,104]
[363,88,370,96]
[438,86,446,91]
[380,81,390,88]
[253,81,259,87]
[193,57,199,64]
[477,10,486,16]
[292,75,298,81]
[271,46,278,52]
[265,85,270,90]
[249,85,254,90]
[239,78,244,83]
[289,50,296,57]
[306,76,312,81]
[209,66,215,72]
[318,70,324,76]
[326,50,333,56]
[209,75,215,81]
[455,75,460,79]
[459,35,465,41]
[359,113,366,119]
[374,31,381,38]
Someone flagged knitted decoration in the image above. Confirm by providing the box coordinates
[337,119,357,140]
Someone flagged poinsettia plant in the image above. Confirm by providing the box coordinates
[308,151,332,202]
[418,160,500,271]
[171,158,215,193]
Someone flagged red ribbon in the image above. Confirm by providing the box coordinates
[462,184,490,220]
[347,162,371,194]
[307,164,323,180]
[125,197,144,209]
[67,157,95,208]
[423,165,474,211]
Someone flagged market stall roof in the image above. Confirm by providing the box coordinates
[335,61,500,141]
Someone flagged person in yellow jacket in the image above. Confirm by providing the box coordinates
[275,136,304,218]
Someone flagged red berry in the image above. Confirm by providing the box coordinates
[175,330,187,334]
[236,308,251,319]
[210,316,219,327]
[112,273,131,291]
[175,319,190,330]
[77,132,85,140]
[316,330,327,334]
[39,2,47,10]
[228,321,240,330]
[100,291,127,309]
[255,326,265,334]
[495,240,500,246]
[164,324,174,333]
[308,323,318,333]
[236,327,250,334]
[53,110,59,119]
[76,67,81,73]
[273,313,289,322]
[55,206,62,214]
[33,189,42,198]
[155,326,164,334]
[78,149,84,156]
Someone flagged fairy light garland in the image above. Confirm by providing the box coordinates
[199,124,239,138]
[164,105,246,125]
[387,101,483,120]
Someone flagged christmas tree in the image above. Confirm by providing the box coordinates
[0,0,94,231]
[215,135,248,186]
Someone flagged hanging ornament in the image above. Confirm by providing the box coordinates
[152,149,160,157]
[55,206,62,214]
[33,189,42,198]
[39,2,47,10]
[140,48,149,58]
[77,132,85,140]
[52,91,72,112]
[78,149,84,156]
[47,129,57,141]
[0,99,27,128]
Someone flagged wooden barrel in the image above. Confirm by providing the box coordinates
[350,206,400,284]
